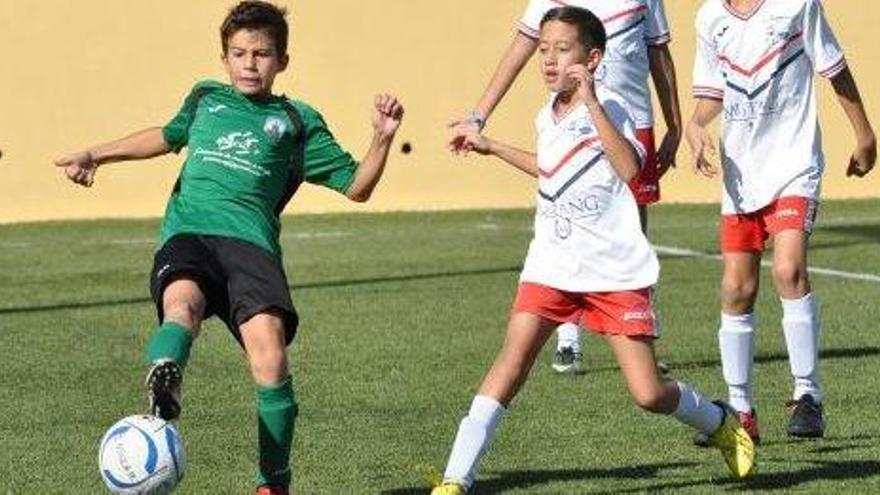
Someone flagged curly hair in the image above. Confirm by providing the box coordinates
[220,1,289,55]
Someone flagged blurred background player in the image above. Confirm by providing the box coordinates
[54,2,404,493]
[432,8,754,494]
[687,0,876,445]
[449,0,681,375]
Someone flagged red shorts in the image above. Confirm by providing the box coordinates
[512,282,657,337]
[720,196,818,253]
[628,128,660,205]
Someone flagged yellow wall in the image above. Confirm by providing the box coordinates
[0,1,876,223]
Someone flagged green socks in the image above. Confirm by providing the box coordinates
[145,322,194,369]
[257,376,298,487]
[146,322,296,487]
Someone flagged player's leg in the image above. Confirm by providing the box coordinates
[216,236,299,493]
[240,311,296,492]
[436,311,558,493]
[719,251,761,416]
[149,278,207,366]
[768,198,824,437]
[605,333,755,478]
[145,235,213,420]
[711,213,765,446]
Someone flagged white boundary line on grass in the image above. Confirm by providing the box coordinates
[0,231,349,250]
[655,245,880,284]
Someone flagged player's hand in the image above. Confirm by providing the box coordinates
[846,135,877,178]
[448,120,478,154]
[448,111,487,153]
[685,121,718,178]
[457,129,492,156]
[563,64,598,106]
[656,128,681,178]
[372,94,404,138]
[55,150,98,187]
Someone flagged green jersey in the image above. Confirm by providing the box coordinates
[160,80,358,257]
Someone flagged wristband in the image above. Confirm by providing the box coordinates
[465,110,486,131]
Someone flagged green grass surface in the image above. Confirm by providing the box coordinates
[1,200,879,493]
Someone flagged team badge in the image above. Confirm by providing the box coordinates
[263,116,287,143]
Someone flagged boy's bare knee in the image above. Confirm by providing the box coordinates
[163,300,203,329]
[772,261,808,295]
[250,350,288,384]
[721,277,758,311]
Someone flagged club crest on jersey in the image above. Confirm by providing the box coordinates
[766,16,794,45]
[263,116,287,143]
[566,118,594,138]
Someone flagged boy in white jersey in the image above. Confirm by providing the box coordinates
[431,8,755,494]
[688,0,876,443]
[449,0,682,375]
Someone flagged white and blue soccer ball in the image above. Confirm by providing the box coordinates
[98,415,185,494]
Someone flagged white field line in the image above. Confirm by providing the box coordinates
[655,245,880,284]
[0,231,350,250]
[280,231,349,240]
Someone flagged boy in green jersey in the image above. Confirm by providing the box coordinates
[54,2,404,493]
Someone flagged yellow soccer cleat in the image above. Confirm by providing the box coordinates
[430,482,466,495]
[709,401,757,478]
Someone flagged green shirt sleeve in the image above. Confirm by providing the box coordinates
[294,101,359,194]
[162,81,218,153]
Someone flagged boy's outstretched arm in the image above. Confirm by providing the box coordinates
[685,98,723,178]
[829,67,877,178]
[449,33,539,151]
[54,127,171,187]
[458,128,538,177]
[648,43,682,177]
[345,94,404,202]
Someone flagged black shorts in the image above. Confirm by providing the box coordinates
[149,234,298,346]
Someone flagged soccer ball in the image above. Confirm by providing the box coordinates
[98,415,185,494]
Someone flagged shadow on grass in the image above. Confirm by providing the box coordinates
[583,347,880,375]
[812,223,880,251]
[610,459,880,493]
[760,433,878,451]
[380,462,697,495]
[673,346,880,371]
[0,248,755,316]
[0,265,523,315]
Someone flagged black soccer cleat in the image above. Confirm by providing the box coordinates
[145,359,183,421]
[787,394,825,439]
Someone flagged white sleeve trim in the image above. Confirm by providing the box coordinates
[645,32,671,46]
[818,56,847,78]
[518,22,540,40]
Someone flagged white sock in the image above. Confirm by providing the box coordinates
[443,395,506,488]
[781,293,822,403]
[719,312,756,413]
[556,323,582,353]
[673,382,723,434]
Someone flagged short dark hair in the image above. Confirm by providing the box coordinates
[540,6,607,52]
[221,1,289,56]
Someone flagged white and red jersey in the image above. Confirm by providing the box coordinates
[520,0,671,130]
[520,87,659,292]
[693,0,846,214]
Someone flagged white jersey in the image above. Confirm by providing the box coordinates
[520,0,671,130]
[693,0,846,214]
[520,87,659,292]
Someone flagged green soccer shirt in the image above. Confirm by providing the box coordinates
[159,80,358,257]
